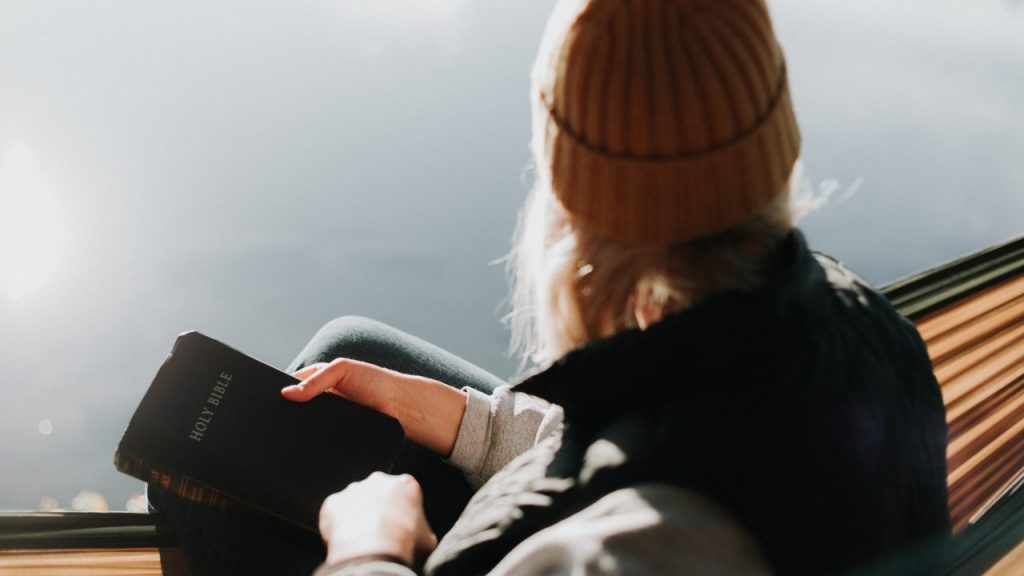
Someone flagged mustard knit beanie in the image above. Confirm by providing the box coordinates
[531,0,801,244]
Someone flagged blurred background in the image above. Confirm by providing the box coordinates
[1,0,1022,512]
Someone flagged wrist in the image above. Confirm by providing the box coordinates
[393,377,467,457]
[325,538,414,567]
[314,554,411,576]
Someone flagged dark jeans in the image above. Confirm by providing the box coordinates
[149,316,504,576]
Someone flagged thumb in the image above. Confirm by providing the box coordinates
[413,513,438,556]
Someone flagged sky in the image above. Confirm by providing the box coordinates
[0,0,1022,510]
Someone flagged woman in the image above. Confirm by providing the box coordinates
[155,0,951,573]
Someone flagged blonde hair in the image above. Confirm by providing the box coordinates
[508,0,804,369]
[508,179,796,368]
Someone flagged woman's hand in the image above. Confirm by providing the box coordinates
[281,359,468,457]
[282,359,405,418]
[319,472,437,567]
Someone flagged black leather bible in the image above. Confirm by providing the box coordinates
[114,331,404,532]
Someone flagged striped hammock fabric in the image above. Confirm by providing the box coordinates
[884,233,1024,535]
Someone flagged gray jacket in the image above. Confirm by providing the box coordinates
[316,385,771,575]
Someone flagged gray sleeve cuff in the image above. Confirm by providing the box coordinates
[446,385,561,488]
[447,386,494,477]
[313,559,418,576]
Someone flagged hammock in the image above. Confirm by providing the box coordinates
[2,233,1024,575]
[885,233,1024,575]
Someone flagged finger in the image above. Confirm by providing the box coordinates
[281,360,345,402]
[395,475,435,551]
[294,364,349,399]
[290,363,327,380]
[382,474,436,556]
[284,358,404,417]
[413,511,438,555]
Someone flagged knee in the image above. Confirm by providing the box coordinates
[314,315,389,345]
[296,315,398,367]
